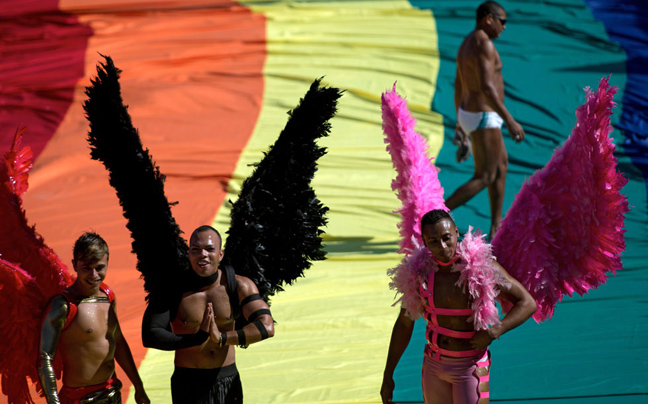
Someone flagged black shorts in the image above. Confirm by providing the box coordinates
[171,363,243,404]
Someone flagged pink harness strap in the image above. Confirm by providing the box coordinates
[424,344,483,359]
[420,270,485,361]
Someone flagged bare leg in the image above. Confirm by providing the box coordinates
[486,134,507,238]
[422,357,453,404]
[445,128,507,237]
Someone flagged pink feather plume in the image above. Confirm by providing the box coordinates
[492,76,628,323]
[381,84,447,254]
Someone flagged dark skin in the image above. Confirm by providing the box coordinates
[447,7,524,238]
[380,219,537,404]
[171,229,274,369]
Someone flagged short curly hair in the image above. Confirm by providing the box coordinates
[191,225,223,249]
[420,209,455,234]
[73,232,109,263]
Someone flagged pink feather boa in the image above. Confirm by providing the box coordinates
[388,227,503,331]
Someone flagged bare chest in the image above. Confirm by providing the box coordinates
[174,285,234,329]
[432,271,471,309]
[493,50,503,73]
[63,302,113,341]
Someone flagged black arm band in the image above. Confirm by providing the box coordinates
[236,329,247,346]
[142,303,208,350]
[240,293,262,307]
[253,319,269,340]
[246,308,271,322]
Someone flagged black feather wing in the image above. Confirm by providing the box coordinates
[84,56,190,300]
[221,78,342,302]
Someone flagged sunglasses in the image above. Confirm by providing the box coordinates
[494,15,507,25]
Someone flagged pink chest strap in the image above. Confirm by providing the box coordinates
[420,270,485,360]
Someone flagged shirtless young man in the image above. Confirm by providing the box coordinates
[38,232,150,404]
[446,1,525,238]
[381,210,536,404]
[142,225,275,403]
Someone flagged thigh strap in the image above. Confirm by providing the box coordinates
[475,351,491,399]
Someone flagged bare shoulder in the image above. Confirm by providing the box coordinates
[459,30,494,62]
[491,258,531,300]
[235,275,260,297]
[490,258,514,287]
[474,31,495,54]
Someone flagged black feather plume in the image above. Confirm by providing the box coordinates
[221,78,342,303]
[84,55,190,301]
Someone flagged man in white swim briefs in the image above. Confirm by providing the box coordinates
[447,0,525,239]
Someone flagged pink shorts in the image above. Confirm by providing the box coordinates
[421,352,489,404]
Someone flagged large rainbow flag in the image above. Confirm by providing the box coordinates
[2,0,646,403]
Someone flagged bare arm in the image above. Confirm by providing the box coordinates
[454,65,468,145]
[38,296,68,404]
[112,301,150,404]
[380,308,415,404]
[454,65,462,114]
[471,260,537,349]
[207,277,274,347]
[476,39,524,141]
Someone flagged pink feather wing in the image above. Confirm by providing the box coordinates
[0,127,72,403]
[381,84,447,255]
[492,76,628,322]
[0,127,72,291]
[5,127,32,196]
[0,260,45,404]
